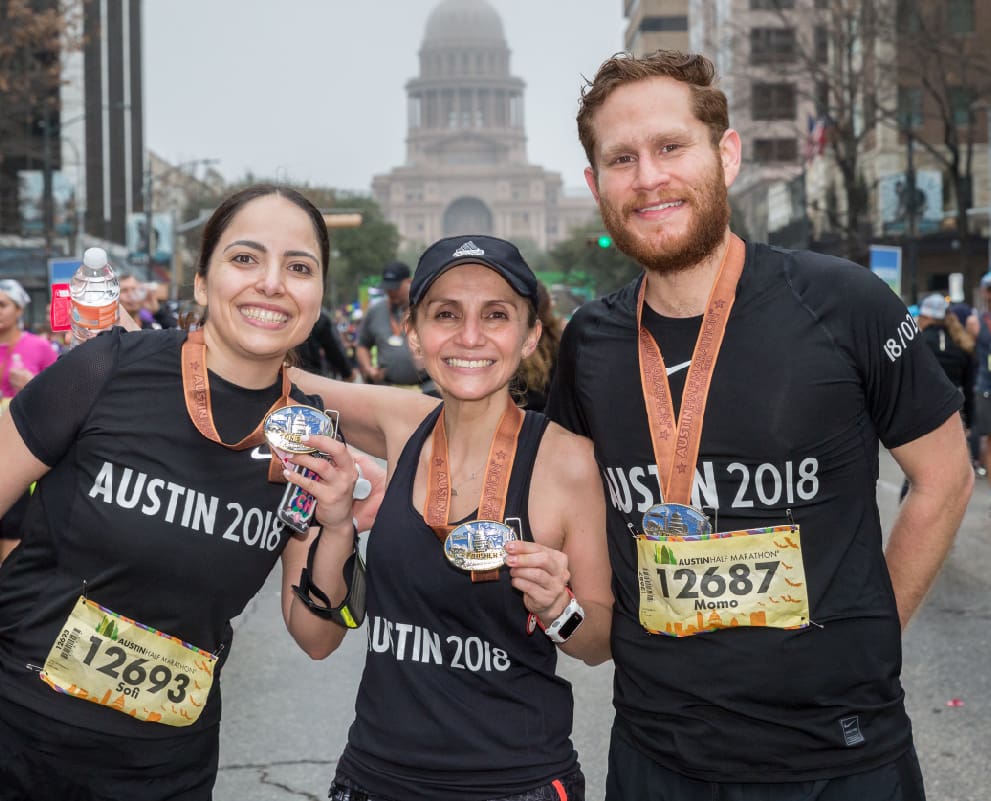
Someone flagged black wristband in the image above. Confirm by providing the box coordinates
[292,526,367,629]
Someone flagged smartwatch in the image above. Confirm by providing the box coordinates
[539,589,585,644]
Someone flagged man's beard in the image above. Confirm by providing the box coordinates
[599,159,731,276]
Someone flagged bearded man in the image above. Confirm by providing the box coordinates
[545,50,973,801]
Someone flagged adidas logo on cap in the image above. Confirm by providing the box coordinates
[452,241,485,258]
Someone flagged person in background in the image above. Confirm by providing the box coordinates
[547,49,972,800]
[295,307,355,380]
[917,295,974,414]
[967,272,991,494]
[0,280,57,408]
[355,261,434,392]
[513,281,563,411]
[119,272,177,330]
[948,299,982,472]
[899,294,975,499]
[286,234,612,801]
[0,279,58,564]
[0,184,380,800]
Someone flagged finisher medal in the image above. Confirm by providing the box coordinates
[641,503,712,539]
[264,405,340,535]
[443,519,519,572]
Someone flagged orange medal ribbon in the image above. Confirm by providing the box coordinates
[180,328,290,482]
[425,395,524,582]
[636,234,746,505]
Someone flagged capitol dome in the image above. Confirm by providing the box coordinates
[423,0,506,46]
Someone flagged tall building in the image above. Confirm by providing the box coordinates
[75,0,145,248]
[0,0,64,242]
[691,0,823,243]
[0,0,144,254]
[624,0,691,55]
[810,0,991,296]
[372,0,596,252]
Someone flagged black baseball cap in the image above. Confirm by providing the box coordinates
[380,261,411,291]
[410,235,539,311]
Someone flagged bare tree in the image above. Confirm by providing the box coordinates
[716,0,887,258]
[875,1,991,275]
[0,0,85,237]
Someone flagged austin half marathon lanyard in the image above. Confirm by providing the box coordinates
[425,395,524,583]
[184,328,333,534]
[181,327,289,483]
[633,235,810,637]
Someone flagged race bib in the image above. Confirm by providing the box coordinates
[636,524,810,637]
[40,596,217,726]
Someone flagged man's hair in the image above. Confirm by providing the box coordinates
[577,50,729,170]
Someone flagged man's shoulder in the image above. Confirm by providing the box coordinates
[567,275,641,335]
[746,242,893,311]
[749,241,868,282]
[362,299,390,322]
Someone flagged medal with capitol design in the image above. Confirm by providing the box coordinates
[641,503,712,540]
[443,518,521,572]
[264,405,340,535]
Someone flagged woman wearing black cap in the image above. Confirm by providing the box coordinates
[283,234,612,801]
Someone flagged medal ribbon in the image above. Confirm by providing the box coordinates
[180,328,290,481]
[425,395,525,582]
[636,234,745,505]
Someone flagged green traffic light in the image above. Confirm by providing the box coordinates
[598,235,612,248]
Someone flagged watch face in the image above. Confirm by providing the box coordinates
[557,610,584,640]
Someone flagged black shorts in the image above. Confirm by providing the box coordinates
[605,720,925,801]
[330,768,585,801]
[0,696,220,801]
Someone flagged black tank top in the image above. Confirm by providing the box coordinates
[337,405,578,801]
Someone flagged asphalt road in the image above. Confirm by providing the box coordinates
[213,450,990,801]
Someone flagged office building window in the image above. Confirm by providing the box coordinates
[815,81,830,116]
[947,0,974,32]
[754,137,798,162]
[950,87,974,126]
[897,0,921,33]
[751,28,797,65]
[639,16,688,32]
[814,26,829,63]
[898,87,923,129]
[751,83,797,120]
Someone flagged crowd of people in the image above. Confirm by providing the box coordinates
[0,48,984,801]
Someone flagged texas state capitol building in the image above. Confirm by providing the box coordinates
[372,0,597,252]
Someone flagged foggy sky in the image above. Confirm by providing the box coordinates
[144,1,626,194]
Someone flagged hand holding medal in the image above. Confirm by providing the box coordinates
[265,406,358,536]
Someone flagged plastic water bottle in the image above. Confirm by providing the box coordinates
[70,247,119,345]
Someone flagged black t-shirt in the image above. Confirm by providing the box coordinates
[296,310,353,379]
[546,241,961,781]
[0,328,321,738]
[919,323,974,422]
[337,406,578,801]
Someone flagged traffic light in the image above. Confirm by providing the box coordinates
[597,234,612,248]
[586,233,613,248]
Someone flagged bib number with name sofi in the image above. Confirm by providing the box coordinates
[636,524,810,637]
[40,596,217,726]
